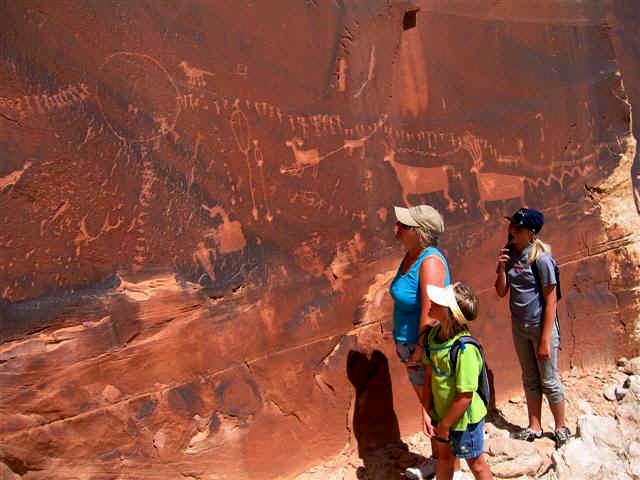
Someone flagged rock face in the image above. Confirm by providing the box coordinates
[1,1,639,478]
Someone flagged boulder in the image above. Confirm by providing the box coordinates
[623,357,640,376]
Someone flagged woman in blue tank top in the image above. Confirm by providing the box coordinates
[390,205,460,480]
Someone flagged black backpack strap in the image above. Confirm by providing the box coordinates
[449,336,483,372]
[449,336,491,407]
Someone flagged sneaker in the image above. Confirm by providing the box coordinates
[510,427,543,442]
[452,471,466,480]
[554,426,572,448]
[405,458,436,480]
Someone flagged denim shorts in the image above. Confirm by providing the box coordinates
[449,419,485,459]
[395,342,425,386]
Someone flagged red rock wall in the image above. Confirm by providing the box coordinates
[1,1,639,478]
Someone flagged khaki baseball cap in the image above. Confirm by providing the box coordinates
[394,205,444,234]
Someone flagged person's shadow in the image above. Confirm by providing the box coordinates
[347,350,422,479]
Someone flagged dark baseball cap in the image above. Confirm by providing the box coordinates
[505,208,544,233]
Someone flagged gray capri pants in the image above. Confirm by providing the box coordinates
[511,321,564,404]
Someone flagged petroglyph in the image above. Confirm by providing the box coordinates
[179,61,215,88]
[336,58,347,92]
[97,52,181,143]
[353,46,376,99]
[230,107,259,221]
[201,204,247,254]
[132,154,157,271]
[281,115,387,176]
[252,140,273,222]
[382,141,455,210]
[463,132,525,220]
[74,212,124,256]
[0,161,32,192]
[326,233,366,292]
[0,84,90,120]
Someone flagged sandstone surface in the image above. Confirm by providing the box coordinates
[1,1,640,478]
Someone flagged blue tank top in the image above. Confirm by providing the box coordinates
[389,247,451,344]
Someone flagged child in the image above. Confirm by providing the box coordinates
[494,208,570,447]
[421,282,493,480]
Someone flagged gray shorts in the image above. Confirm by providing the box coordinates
[511,321,564,404]
[396,342,425,386]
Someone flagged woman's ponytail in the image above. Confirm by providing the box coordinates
[529,238,551,263]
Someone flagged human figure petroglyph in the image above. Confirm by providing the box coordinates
[382,141,456,211]
[253,140,273,222]
[230,108,258,220]
[0,83,90,120]
[179,61,215,88]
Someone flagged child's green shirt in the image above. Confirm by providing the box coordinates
[423,327,487,431]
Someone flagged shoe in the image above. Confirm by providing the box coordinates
[554,426,572,448]
[510,427,543,442]
[405,458,436,480]
[452,471,466,480]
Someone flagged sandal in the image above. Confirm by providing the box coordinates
[554,426,572,448]
[510,427,543,442]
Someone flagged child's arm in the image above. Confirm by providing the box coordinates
[435,392,473,440]
[421,364,436,437]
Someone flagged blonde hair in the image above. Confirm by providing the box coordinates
[528,237,551,263]
[414,226,439,248]
[440,282,479,339]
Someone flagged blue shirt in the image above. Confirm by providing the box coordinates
[390,247,450,343]
[507,246,557,326]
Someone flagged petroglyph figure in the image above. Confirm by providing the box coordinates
[97,52,181,144]
[230,108,259,221]
[179,61,215,88]
[336,57,347,92]
[0,161,32,192]
[253,140,273,222]
[282,138,324,177]
[462,132,525,220]
[353,46,376,99]
[382,141,455,210]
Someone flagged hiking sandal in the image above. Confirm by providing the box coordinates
[510,427,543,442]
[554,426,572,448]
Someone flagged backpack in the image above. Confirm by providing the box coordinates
[449,336,491,409]
[530,256,562,302]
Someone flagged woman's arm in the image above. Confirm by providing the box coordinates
[418,256,447,331]
[537,284,557,361]
[495,248,510,297]
[411,257,446,362]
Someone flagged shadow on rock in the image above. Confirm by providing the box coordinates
[347,349,421,479]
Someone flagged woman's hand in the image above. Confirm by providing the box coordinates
[537,337,551,361]
[408,345,423,365]
[496,248,510,273]
[422,411,436,437]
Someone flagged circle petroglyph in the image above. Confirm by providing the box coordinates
[97,52,181,143]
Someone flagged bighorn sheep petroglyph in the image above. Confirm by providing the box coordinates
[382,141,455,210]
[462,132,526,220]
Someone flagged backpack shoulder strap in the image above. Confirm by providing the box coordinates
[449,336,484,372]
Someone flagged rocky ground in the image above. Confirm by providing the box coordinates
[296,357,640,480]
